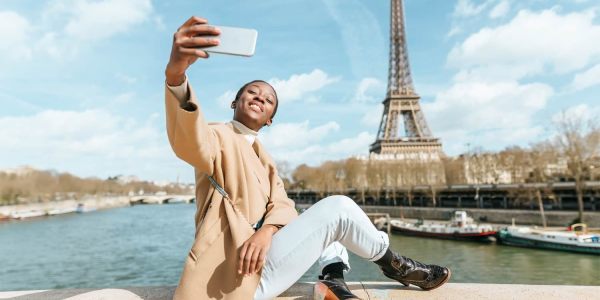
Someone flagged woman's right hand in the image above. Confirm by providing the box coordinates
[165,16,221,86]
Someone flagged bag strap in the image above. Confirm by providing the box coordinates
[206,174,265,231]
[207,175,229,199]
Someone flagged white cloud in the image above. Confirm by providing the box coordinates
[322,0,386,77]
[0,11,32,61]
[351,78,384,103]
[423,80,553,154]
[457,126,544,154]
[426,81,552,131]
[261,121,340,149]
[115,73,138,84]
[570,63,600,91]
[489,0,510,19]
[0,109,177,180]
[446,25,462,38]
[106,92,136,109]
[305,95,321,103]
[36,32,68,59]
[435,5,600,154]
[61,0,153,41]
[448,8,600,80]
[215,69,339,109]
[153,15,166,31]
[360,105,383,127]
[323,131,374,157]
[453,0,493,18]
[269,69,340,103]
[2,0,155,62]
[217,90,236,108]
[260,122,373,166]
[551,103,600,124]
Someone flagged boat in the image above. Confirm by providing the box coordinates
[76,203,97,213]
[390,211,497,242]
[498,223,600,255]
[0,213,9,222]
[10,210,46,219]
[47,207,77,215]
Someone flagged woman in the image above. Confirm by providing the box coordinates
[165,16,450,300]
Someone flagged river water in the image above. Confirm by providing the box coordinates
[1,204,598,291]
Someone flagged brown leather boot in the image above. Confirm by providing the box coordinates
[313,274,361,300]
[379,252,450,291]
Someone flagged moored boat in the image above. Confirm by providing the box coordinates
[76,203,97,213]
[47,207,77,216]
[0,213,9,222]
[390,211,497,243]
[498,223,600,255]
[10,210,46,220]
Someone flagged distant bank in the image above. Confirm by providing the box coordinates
[3,196,599,227]
[0,197,130,221]
[297,204,600,228]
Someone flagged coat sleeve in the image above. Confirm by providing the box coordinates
[165,80,217,174]
[263,161,298,227]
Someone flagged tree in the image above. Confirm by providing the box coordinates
[555,112,600,223]
[275,161,293,188]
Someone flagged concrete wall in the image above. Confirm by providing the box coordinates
[0,197,130,216]
[297,204,600,227]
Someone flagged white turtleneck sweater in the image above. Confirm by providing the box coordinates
[167,78,258,145]
[231,120,258,144]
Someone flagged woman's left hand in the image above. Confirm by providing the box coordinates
[238,224,278,276]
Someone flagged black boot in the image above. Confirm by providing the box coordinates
[313,262,361,300]
[375,250,451,291]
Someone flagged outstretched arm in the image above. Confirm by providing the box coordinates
[164,16,221,173]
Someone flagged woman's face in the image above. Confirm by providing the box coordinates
[232,81,277,131]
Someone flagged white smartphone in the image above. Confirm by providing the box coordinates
[202,26,258,57]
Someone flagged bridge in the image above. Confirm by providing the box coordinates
[129,195,195,205]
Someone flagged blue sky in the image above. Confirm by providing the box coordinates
[1,0,599,184]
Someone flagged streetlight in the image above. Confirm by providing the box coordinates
[336,169,346,194]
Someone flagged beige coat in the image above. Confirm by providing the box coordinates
[165,82,298,299]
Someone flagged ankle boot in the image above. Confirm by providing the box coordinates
[314,274,361,300]
[379,252,450,291]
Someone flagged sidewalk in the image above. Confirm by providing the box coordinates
[1,283,598,300]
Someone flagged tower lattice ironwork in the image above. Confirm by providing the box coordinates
[370,0,443,161]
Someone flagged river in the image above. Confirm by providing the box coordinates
[0,204,598,291]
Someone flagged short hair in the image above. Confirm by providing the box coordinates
[234,80,279,119]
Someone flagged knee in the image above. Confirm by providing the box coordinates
[321,195,359,213]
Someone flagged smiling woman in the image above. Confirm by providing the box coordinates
[163,15,450,300]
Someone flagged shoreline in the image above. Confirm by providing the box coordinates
[4,199,600,229]
[0,196,131,221]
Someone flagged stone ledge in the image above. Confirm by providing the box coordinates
[1,283,598,300]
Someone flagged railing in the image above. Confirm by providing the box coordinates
[288,181,600,211]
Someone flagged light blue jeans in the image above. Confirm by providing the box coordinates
[254,195,390,299]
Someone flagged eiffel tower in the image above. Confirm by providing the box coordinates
[370,0,443,161]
